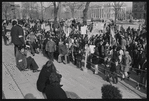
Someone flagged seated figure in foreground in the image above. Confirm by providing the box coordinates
[37,60,68,99]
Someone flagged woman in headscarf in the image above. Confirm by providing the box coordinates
[37,60,67,99]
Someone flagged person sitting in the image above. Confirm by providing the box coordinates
[15,45,40,72]
[37,60,68,99]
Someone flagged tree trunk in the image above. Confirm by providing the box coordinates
[53,2,61,29]
[83,2,90,25]
[71,8,75,18]
[40,2,43,20]
[115,10,117,24]
[53,2,58,24]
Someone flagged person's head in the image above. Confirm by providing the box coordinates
[44,60,57,73]
[24,93,36,99]
[12,20,17,26]
[18,20,23,26]
[49,72,62,86]
[101,84,122,99]
[18,46,26,54]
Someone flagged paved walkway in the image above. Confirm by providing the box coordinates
[2,41,143,99]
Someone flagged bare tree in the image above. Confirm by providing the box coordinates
[112,2,124,23]
[22,2,31,19]
[83,2,90,25]
[2,2,11,20]
[63,2,85,18]
[40,2,44,20]
[53,2,61,23]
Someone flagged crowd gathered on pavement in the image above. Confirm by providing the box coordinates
[2,17,147,99]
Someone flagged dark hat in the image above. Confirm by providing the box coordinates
[12,20,17,26]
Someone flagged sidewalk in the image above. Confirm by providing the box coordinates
[2,43,142,99]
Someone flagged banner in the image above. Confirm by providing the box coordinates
[45,25,50,32]
[89,45,95,54]
[110,28,115,40]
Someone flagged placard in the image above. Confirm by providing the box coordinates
[81,25,87,35]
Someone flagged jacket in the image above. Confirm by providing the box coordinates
[16,48,27,70]
[37,65,67,99]
[122,54,132,72]
[59,44,68,55]
[11,25,25,45]
[46,40,56,52]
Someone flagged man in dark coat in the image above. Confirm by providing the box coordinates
[11,20,25,56]
[98,40,105,64]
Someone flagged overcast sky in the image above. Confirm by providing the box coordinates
[15,2,132,8]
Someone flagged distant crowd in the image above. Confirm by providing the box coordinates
[2,18,147,99]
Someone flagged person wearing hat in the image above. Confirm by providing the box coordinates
[10,20,25,57]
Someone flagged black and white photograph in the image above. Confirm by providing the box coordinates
[2,1,147,99]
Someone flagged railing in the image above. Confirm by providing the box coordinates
[67,52,147,87]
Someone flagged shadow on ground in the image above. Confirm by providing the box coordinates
[65,91,81,99]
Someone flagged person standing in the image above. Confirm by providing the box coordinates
[122,51,132,80]
[58,41,68,64]
[2,22,8,45]
[10,20,25,57]
[46,37,56,61]
[92,46,100,74]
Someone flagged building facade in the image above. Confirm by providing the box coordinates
[132,2,146,19]
[74,3,126,21]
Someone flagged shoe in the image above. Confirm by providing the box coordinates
[33,70,41,73]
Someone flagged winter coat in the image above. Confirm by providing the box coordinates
[46,40,56,52]
[16,49,27,70]
[59,44,68,55]
[37,65,67,99]
[122,54,132,72]
[11,25,25,46]
[92,47,100,65]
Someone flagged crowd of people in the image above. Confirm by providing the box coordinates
[2,17,147,98]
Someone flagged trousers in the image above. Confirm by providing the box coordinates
[47,52,54,61]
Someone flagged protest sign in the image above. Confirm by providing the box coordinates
[81,25,87,35]
[89,45,95,54]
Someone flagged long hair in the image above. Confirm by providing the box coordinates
[44,60,57,73]
[44,60,62,86]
